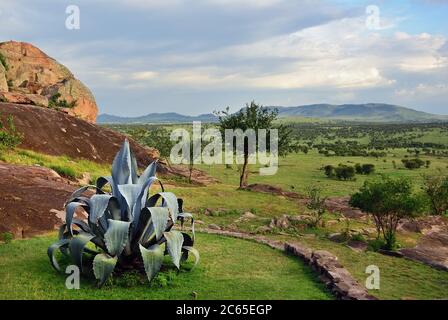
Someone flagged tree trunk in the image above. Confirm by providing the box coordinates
[239,153,249,188]
[188,163,193,184]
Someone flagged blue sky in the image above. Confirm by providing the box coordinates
[1,0,447,116]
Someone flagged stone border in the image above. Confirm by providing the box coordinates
[197,228,377,300]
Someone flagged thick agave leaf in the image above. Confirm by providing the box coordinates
[112,140,133,186]
[48,239,70,271]
[130,148,139,184]
[93,253,118,287]
[178,212,195,242]
[104,219,131,256]
[58,219,91,241]
[137,160,158,185]
[69,233,96,272]
[148,207,169,241]
[139,244,164,282]
[88,194,114,224]
[96,176,114,194]
[182,246,200,270]
[65,202,89,236]
[118,177,157,226]
[164,230,184,269]
[146,192,179,221]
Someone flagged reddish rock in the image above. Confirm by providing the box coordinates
[0,41,98,123]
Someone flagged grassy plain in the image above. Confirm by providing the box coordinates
[1,121,448,299]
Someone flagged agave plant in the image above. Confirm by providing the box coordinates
[48,140,199,287]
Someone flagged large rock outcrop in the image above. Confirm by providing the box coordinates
[0,41,98,122]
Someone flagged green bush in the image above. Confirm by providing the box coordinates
[423,175,448,215]
[1,232,13,244]
[402,158,425,170]
[0,115,23,150]
[350,176,425,250]
[48,93,77,110]
[367,238,387,252]
[335,165,356,181]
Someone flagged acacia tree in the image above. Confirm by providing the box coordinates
[216,101,299,188]
[423,174,448,215]
[350,176,425,250]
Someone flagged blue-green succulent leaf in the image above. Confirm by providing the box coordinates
[88,194,113,224]
[148,207,169,241]
[65,202,88,236]
[139,244,164,282]
[93,253,118,287]
[138,160,158,185]
[104,219,130,256]
[164,230,184,269]
[182,246,200,270]
[48,239,70,272]
[69,233,96,272]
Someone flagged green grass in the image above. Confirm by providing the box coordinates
[196,149,448,196]
[1,146,448,300]
[267,233,448,300]
[0,233,332,300]
[0,148,110,183]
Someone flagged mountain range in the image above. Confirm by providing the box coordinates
[97,103,448,124]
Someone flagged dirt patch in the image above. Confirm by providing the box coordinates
[0,163,77,237]
[241,183,302,199]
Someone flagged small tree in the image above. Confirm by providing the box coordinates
[423,174,448,216]
[216,101,299,188]
[306,186,327,228]
[350,176,425,250]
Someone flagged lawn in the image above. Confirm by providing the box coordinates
[0,232,332,300]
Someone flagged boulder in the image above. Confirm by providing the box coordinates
[0,41,98,122]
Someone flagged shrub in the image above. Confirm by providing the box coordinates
[361,164,375,175]
[48,140,199,287]
[402,158,425,170]
[1,232,13,244]
[0,114,23,150]
[350,176,425,250]
[323,165,335,178]
[355,163,375,175]
[48,93,77,110]
[306,186,327,228]
[367,238,386,252]
[423,175,448,216]
[335,165,356,180]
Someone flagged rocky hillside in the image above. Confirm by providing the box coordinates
[0,41,98,123]
[0,103,158,167]
[0,103,216,184]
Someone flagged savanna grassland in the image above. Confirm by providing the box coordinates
[1,120,448,300]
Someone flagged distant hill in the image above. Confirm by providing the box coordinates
[271,103,448,122]
[97,103,447,124]
[97,112,217,124]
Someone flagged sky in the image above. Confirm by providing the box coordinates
[0,0,447,116]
